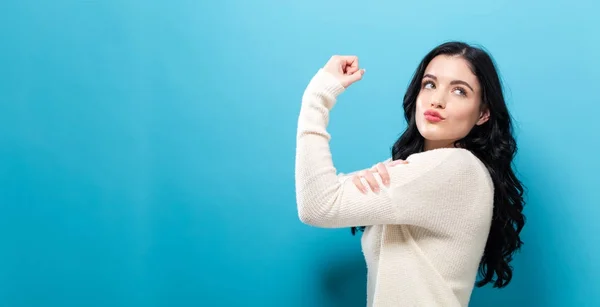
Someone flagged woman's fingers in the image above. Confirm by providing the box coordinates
[374,162,390,187]
[361,169,380,193]
[351,159,409,194]
[352,175,368,194]
[352,169,381,194]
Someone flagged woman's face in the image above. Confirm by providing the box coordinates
[415,55,490,150]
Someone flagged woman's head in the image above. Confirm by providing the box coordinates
[406,41,512,153]
[354,41,527,289]
[415,53,490,150]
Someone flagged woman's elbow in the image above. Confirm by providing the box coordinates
[296,199,332,227]
[297,202,319,226]
[295,187,341,227]
[298,208,317,226]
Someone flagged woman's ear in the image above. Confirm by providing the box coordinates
[476,108,490,125]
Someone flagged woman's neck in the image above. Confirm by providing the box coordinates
[423,139,457,151]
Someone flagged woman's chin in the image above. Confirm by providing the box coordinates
[417,125,445,141]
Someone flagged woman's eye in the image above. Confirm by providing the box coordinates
[423,81,434,89]
[453,88,467,96]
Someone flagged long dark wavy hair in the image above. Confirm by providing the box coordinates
[351,41,526,289]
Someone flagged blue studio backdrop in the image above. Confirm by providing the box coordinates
[1,1,599,306]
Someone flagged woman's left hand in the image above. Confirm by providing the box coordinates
[352,159,408,194]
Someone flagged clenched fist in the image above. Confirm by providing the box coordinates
[322,55,366,88]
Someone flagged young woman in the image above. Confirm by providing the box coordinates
[294,41,526,306]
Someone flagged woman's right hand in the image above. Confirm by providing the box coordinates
[352,159,408,194]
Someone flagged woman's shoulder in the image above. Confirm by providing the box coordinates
[406,147,477,163]
[405,148,490,178]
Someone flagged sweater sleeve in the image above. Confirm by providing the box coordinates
[295,69,491,228]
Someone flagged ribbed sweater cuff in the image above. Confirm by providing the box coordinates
[304,69,346,109]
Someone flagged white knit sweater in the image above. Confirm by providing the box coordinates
[295,69,495,306]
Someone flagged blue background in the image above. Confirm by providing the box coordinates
[1,0,598,306]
